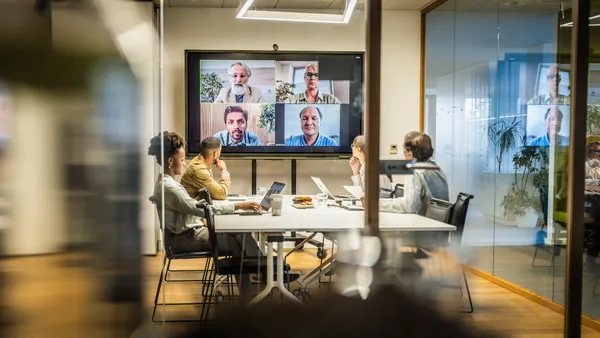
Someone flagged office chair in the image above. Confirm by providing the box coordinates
[150,196,214,323]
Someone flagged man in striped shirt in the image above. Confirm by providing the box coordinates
[213,105,262,146]
[284,106,338,146]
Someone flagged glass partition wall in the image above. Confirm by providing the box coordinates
[424,0,600,327]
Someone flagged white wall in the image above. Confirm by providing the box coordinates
[163,8,421,196]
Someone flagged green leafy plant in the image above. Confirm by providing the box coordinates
[483,117,523,172]
[259,104,275,133]
[201,72,225,102]
[501,146,547,217]
[275,80,295,102]
[588,105,600,133]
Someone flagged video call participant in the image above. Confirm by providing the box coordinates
[527,65,570,105]
[284,106,338,146]
[528,106,569,147]
[181,137,231,200]
[349,135,394,197]
[586,141,600,185]
[148,131,261,255]
[283,64,341,104]
[379,132,449,215]
[214,62,265,103]
[213,105,262,146]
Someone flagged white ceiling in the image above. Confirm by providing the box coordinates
[163,0,435,10]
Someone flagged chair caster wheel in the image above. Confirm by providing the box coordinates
[317,249,327,260]
[293,288,309,301]
[215,291,224,304]
[294,240,305,250]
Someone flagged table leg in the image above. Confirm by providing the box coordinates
[248,240,302,305]
[248,241,274,305]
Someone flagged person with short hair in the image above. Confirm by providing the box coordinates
[283,64,341,104]
[527,65,570,105]
[148,131,261,255]
[213,105,262,146]
[380,131,449,215]
[181,137,231,200]
[214,62,265,103]
[349,135,394,197]
[284,106,338,146]
[528,106,569,147]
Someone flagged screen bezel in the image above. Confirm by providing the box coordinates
[185,50,364,159]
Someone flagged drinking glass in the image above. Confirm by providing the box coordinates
[257,187,267,196]
[317,193,328,207]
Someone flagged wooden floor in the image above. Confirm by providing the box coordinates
[1,250,599,338]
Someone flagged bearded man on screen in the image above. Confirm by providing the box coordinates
[214,62,265,103]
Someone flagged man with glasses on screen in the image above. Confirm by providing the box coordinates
[528,106,569,147]
[527,65,570,105]
[215,62,265,103]
[285,106,338,146]
[283,64,341,104]
[213,106,262,146]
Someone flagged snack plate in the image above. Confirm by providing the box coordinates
[292,204,315,209]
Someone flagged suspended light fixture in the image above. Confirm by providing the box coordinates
[236,0,358,24]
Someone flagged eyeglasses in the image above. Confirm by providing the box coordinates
[305,72,319,79]
[547,75,561,80]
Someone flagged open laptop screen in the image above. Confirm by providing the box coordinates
[260,182,286,211]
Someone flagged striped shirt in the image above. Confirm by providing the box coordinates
[284,134,338,146]
[283,91,341,104]
[213,130,262,146]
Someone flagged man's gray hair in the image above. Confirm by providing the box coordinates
[229,62,252,77]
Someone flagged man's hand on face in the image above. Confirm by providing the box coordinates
[216,159,228,172]
[237,201,262,212]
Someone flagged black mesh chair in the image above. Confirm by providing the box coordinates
[150,196,214,323]
[393,183,405,198]
[423,193,474,313]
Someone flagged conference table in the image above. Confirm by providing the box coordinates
[214,195,456,305]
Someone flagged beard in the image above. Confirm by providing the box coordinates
[232,83,247,96]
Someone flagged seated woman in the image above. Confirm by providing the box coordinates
[349,135,394,197]
[380,131,449,215]
[586,141,600,185]
[148,131,262,257]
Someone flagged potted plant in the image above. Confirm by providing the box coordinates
[201,72,226,102]
[588,104,600,134]
[275,80,295,102]
[483,117,523,172]
[259,104,275,133]
[501,146,546,228]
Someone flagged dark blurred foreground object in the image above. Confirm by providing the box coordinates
[175,284,498,338]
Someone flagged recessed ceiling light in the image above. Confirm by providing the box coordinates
[236,0,358,24]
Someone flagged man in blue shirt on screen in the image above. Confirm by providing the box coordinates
[214,105,262,146]
[285,106,338,146]
[528,106,569,147]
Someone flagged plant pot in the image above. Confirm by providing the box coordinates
[515,209,539,228]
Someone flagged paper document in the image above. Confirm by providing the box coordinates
[343,185,364,199]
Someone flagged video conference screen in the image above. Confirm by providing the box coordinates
[186,51,363,156]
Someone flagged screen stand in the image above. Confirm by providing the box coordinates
[291,159,297,195]
[251,159,257,195]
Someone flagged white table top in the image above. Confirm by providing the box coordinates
[214,195,456,233]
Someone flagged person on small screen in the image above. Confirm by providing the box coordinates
[181,137,232,200]
[586,141,600,185]
[214,62,265,103]
[379,132,449,215]
[213,105,262,146]
[349,135,393,197]
[283,64,341,104]
[284,106,338,146]
[528,106,569,147]
[527,65,570,105]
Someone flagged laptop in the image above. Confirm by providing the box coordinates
[311,177,352,202]
[235,181,286,215]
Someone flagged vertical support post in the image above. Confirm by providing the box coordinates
[364,0,382,238]
[564,0,590,335]
[291,159,297,195]
[251,159,257,195]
